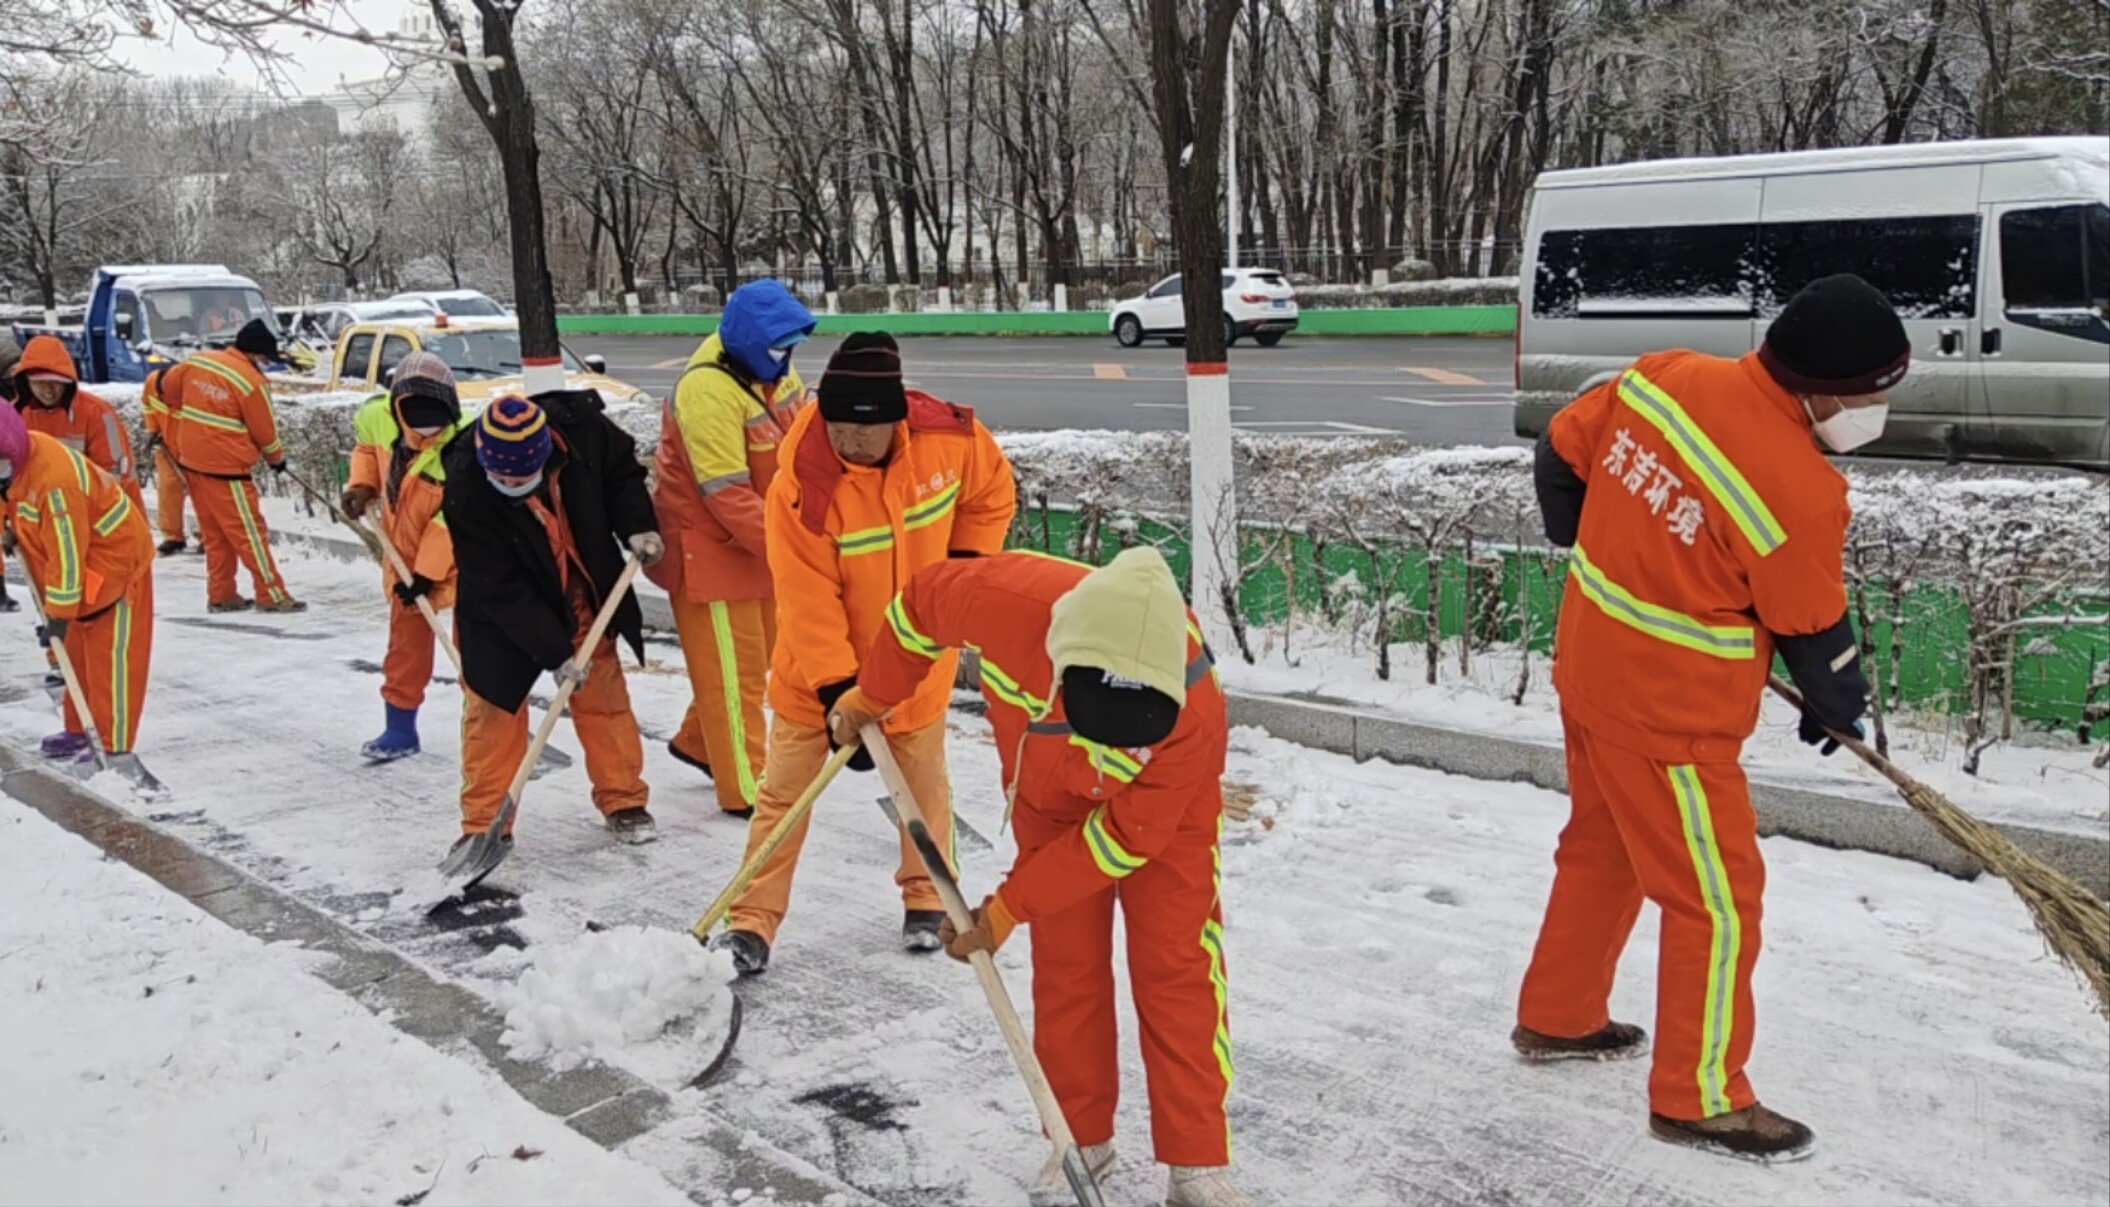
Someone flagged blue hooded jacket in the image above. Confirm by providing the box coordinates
[718,280,817,384]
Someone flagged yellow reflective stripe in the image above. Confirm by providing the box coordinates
[108,599,134,751]
[1015,548,1091,568]
[15,501,41,523]
[902,480,961,532]
[979,657,1048,715]
[1202,917,1233,1088]
[837,524,895,556]
[228,484,287,604]
[94,495,133,537]
[1069,734,1142,783]
[64,445,91,493]
[189,355,254,395]
[1617,370,1788,557]
[181,408,248,433]
[1567,544,1755,661]
[886,595,943,659]
[47,490,81,604]
[259,439,284,457]
[708,601,759,807]
[1670,764,1740,1118]
[1082,805,1145,878]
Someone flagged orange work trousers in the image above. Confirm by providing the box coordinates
[381,586,441,710]
[185,473,291,607]
[58,573,154,755]
[153,445,188,544]
[668,596,775,815]
[1018,798,1232,1167]
[1517,713,1765,1122]
[727,716,954,945]
[458,637,648,835]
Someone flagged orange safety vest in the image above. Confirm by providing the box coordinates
[4,432,153,620]
[163,349,283,478]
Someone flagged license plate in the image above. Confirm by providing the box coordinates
[1272,300,1288,310]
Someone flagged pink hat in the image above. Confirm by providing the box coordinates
[0,396,29,467]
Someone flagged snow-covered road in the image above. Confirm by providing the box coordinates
[0,546,2104,1206]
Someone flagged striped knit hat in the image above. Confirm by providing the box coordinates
[475,395,553,477]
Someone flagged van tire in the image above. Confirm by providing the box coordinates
[1114,314,1144,348]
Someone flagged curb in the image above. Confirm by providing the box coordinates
[0,744,875,1207]
[278,529,2110,897]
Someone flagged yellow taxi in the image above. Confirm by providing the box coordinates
[281,315,653,408]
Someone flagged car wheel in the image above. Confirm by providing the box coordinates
[1223,315,1239,347]
[1114,314,1144,348]
[1255,330,1284,348]
[1166,336,1186,348]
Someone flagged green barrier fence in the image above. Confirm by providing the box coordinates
[1009,506,2110,728]
[555,305,1517,339]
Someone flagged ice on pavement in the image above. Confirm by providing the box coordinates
[500,924,737,1080]
[0,792,688,1206]
[0,544,2104,1205]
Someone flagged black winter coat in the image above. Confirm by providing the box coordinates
[441,389,658,713]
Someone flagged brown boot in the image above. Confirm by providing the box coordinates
[255,597,307,614]
[1511,1021,1649,1062]
[1650,1104,1815,1164]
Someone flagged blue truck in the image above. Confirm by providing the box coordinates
[10,265,292,384]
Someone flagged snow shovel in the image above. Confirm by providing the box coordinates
[688,743,858,942]
[860,722,1107,1207]
[351,513,573,775]
[39,618,166,798]
[438,557,644,888]
[1770,675,2110,1017]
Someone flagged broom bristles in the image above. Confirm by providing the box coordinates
[1768,678,2110,1019]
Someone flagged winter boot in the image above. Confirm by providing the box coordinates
[157,539,187,557]
[1512,1021,1649,1063]
[667,739,713,780]
[360,705,421,761]
[1029,1143,1117,1207]
[709,928,771,977]
[207,597,254,614]
[605,806,659,844]
[902,909,946,953]
[1166,1165,1257,1207]
[0,586,18,614]
[41,730,91,759]
[255,597,307,614]
[1650,1104,1815,1165]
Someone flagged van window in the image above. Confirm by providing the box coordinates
[378,335,414,382]
[2001,205,2110,313]
[1761,215,1978,319]
[1530,223,1755,318]
[114,293,142,344]
[341,333,377,382]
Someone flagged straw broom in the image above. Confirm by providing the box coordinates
[1768,677,2110,1018]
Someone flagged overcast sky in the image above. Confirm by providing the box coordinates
[110,0,409,94]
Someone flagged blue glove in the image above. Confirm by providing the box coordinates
[1798,709,1862,756]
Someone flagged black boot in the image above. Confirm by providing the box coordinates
[903,909,946,953]
[1650,1104,1815,1164]
[157,539,187,556]
[709,928,771,976]
[1511,1021,1649,1062]
[667,739,713,780]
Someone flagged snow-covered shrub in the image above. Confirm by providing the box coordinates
[838,283,892,313]
[1390,258,1440,282]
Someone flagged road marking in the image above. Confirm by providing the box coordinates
[1093,363,1129,380]
[1135,402,1255,412]
[1401,367,1488,385]
[1379,395,1511,408]
[651,356,689,369]
[1239,420,1397,435]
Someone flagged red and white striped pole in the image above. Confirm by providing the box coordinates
[521,355,565,396]
[1187,359,1237,647]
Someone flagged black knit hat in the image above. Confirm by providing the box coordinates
[233,318,279,361]
[817,332,907,425]
[1758,275,1911,396]
[1061,665,1180,749]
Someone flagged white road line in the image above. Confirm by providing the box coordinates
[1378,395,1513,408]
[1135,402,1256,412]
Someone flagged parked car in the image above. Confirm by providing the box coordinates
[1514,136,2110,471]
[286,300,445,349]
[1110,268,1300,348]
[295,315,652,410]
[388,289,509,318]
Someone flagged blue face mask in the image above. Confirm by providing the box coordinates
[489,472,543,498]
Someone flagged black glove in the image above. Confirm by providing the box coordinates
[1798,709,1863,756]
[816,678,874,771]
[1776,612,1870,750]
[40,618,68,647]
[393,574,435,609]
[269,461,289,475]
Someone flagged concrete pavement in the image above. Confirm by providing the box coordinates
[573,333,1521,444]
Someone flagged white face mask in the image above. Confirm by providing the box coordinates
[1805,398,1889,453]
[489,472,543,498]
[767,346,793,364]
[408,425,444,438]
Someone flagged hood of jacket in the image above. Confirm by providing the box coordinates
[12,335,79,411]
[717,280,816,383]
[1045,546,1190,709]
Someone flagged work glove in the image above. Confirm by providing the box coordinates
[815,679,874,771]
[938,892,1017,963]
[1798,710,1863,757]
[268,460,289,476]
[341,484,378,520]
[825,683,888,749]
[393,574,434,609]
[554,658,588,690]
[39,619,68,648]
[628,530,666,567]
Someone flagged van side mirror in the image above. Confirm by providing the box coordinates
[584,354,607,374]
[114,314,134,342]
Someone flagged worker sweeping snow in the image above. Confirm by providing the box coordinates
[827,547,1253,1207]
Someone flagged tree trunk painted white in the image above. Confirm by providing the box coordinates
[1054,283,1069,312]
[1186,365,1237,647]
[937,286,954,312]
[522,358,567,395]
[1371,268,1390,287]
[623,291,641,315]
[825,290,841,316]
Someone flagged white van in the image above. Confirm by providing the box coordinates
[1514,138,2109,471]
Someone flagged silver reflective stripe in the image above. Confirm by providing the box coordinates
[101,411,129,476]
[1027,719,1073,736]
[699,470,753,495]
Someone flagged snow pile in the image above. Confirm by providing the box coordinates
[500,925,737,1073]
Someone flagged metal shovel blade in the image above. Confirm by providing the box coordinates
[874,797,993,854]
[1061,1143,1108,1207]
[438,792,519,885]
[684,992,746,1089]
